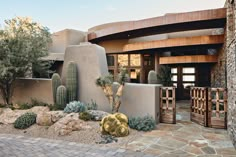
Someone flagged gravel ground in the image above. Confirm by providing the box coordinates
[0,121,143,148]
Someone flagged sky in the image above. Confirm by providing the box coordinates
[0,0,226,33]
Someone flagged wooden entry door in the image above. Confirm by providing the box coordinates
[171,66,196,100]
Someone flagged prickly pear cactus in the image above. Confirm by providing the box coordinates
[66,61,78,103]
[148,70,158,84]
[56,85,67,109]
[100,113,129,137]
[51,73,61,103]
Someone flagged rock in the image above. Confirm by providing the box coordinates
[53,113,92,136]
[0,108,27,124]
[87,110,111,121]
[50,111,66,123]
[36,112,53,126]
[30,106,50,114]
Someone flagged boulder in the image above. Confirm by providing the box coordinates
[87,110,111,121]
[50,111,66,123]
[53,113,92,136]
[30,106,50,114]
[0,108,27,124]
[36,112,53,126]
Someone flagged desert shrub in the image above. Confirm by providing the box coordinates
[14,112,37,129]
[128,115,156,131]
[64,101,87,113]
[31,98,48,107]
[85,100,98,110]
[79,112,92,121]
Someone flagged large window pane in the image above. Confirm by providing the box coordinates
[183,68,195,74]
[107,55,115,66]
[118,54,128,66]
[171,68,177,74]
[130,54,141,66]
[183,75,195,82]
[171,75,177,81]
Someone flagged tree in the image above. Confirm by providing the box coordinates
[0,17,51,105]
[96,67,129,113]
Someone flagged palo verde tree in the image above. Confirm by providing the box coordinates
[0,17,51,105]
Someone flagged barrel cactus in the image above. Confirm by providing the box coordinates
[14,112,37,129]
[148,70,158,84]
[66,61,78,103]
[100,113,129,137]
[51,73,61,103]
[56,85,67,109]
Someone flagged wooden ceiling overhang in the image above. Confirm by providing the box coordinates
[88,8,226,42]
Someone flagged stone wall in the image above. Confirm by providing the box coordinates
[226,1,236,148]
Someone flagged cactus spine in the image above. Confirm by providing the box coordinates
[56,85,67,109]
[148,70,158,84]
[66,61,78,103]
[52,73,62,103]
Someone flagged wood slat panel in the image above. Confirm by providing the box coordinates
[159,55,217,64]
[123,35,224,52]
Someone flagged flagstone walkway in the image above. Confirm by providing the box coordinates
[123,101,236,156]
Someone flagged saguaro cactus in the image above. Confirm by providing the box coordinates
[148,70,158,84]
[66,61,78,103]
[52,73,61,103]
[56,85,67,109]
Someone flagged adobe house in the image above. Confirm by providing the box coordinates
[19,0,236,147]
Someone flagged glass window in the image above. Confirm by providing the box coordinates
[130,54,141,66]
[171,68,177,74]
[118,54,128,66]
[173,83,177,87]
[183,68,195,74]
[183,75,195,82]
[171,75,177,82]
[107,55,115,66]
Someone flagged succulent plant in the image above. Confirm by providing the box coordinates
[100,113,129,137]
[51,73,62,103]
[64,101,86,113]
[148,70,158,84]
[14,112,37,129]
[66,61,78,103]
[128,115,156,131]
[56,85,67,109]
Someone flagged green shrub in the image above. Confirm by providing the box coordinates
[64,101,86,113]
[14,112,37,129]
[128,115,156,131]
[85,100,98,110]
[79,112,92,121]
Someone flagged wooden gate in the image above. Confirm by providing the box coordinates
[160,87,176,124]
[208,88,227,129]
[190,87,208,126]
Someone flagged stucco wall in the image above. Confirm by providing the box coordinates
[120,83,161,123]
[49,29,87,54]
[0,79,53,105]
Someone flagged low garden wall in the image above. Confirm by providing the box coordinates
[0,78,53,105]
[120,83,162,123]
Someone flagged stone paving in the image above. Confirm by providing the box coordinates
[0,101,235,157]
[123,101,236,157]
[0,134,156,157]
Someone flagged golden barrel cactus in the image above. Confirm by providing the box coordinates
[100,113,129,137]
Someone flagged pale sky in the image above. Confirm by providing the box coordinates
[0,0,226,32]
